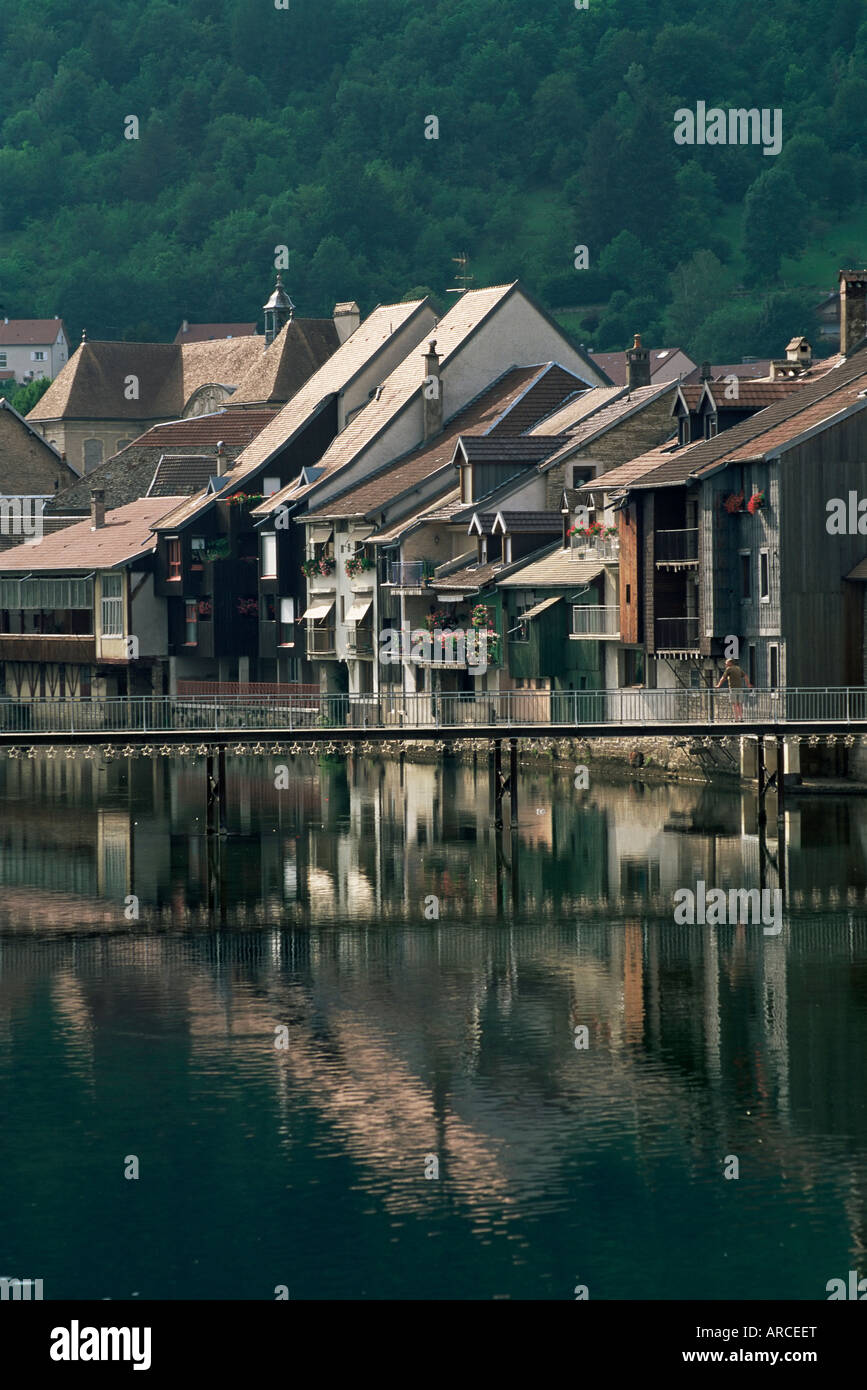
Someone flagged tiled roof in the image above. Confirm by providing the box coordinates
[539,381,676,470]
[28,336,263,422]
[432,559,505,592]
[229,318,339,405]
[374,487,462,540]
[285,284,520,502]
[301,364,558,522]
[489,364,589,434]
[495,511,562,533]
[619,349,867,490]
[497,549,604,587]
[174,323,258,342]
[704,380,807,408]
[0,319,66,346]
[0,497,187,571]
[528,385,622,435]
[676,385,704,410]
[574,441,682,494]
[589,347,695,386]
[131,409,278,448]
[459,434,566,462]
[223,299,431,494]
[147,456,216,497]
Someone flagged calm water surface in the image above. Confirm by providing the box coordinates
[1,752,866,1299]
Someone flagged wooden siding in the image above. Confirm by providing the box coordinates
[619,501,639,644]
[779,413,867,685]
[642,492,655,653]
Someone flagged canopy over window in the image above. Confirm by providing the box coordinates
[522,595,562,622]
[302,598,335,621]
[345,598,372,623]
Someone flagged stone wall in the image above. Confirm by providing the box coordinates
[544,390,677,509]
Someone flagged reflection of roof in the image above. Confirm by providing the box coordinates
[0,496,186,571]
[497,548,604,587]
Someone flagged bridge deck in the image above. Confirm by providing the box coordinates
[0,688,865,747]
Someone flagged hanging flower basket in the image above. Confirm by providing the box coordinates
[226,492,265,507]
[301,555,336,578]
[747,491,765,514]
[723,492,744,514]
[345,554,375,577]
[236,597,258,618]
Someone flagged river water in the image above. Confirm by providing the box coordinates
[1,751,865,1300]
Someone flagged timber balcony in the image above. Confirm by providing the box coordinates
[655,528,699,566]
[0,634,97,663]
[655,616,700,653]
[571,604,620,638]
[382,560,435,592]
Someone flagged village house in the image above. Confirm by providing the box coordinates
[258,282,611,695]
[0,492,185,702]
[290,361,585,697]
[0,317,69,385]
[25,275,341,473]
[149,296,438,691]
[0,399,79,551]
[561,271,867,786]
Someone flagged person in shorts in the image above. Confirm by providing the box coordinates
[716,658,752,720]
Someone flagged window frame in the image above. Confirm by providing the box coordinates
[166,537,182,582]
[759,549,770,602]
[261,532,278,578]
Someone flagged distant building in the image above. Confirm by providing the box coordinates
[0,318,69,384]
[590,343,695,386]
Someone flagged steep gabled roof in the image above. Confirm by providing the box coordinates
[538,380,677,470]
[0,496,186,571]
[229,317,339,405]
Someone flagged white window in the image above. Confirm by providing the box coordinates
[279,597,295,646]
[0,353,6,367]
[32,351,45,362]
[263,476,280,496]
[101,573,124,637]
[262,533,277,577]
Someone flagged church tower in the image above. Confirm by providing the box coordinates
[263,272,295,346]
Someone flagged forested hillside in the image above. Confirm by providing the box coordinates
[1,0,865,359]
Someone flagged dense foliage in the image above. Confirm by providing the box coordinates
[0,0,864,360]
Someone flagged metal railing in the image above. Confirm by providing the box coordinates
[0,687,864,735]
[344,628,374,657]
[570,536,620,561]
[385,560,434,587]
[306,626,336,655]
[572,604,620,636]
[655,528,699,563]
[655,616,699,650]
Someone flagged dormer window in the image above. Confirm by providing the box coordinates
[704,414,718,440]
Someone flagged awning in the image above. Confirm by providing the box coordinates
[302,599,335,621]
[522,595,562,621]
[345,598,372,623]
[309,525,333,543]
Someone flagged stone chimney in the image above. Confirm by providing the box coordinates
[839,271,867,355]
[626,333,651,390]
[90,488,106,529]
[700,360,712,381]
[333,301,361,344]
[422,340,443,440]
[215,440,226,476]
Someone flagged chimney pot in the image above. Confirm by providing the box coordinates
[625,331,651,390]
[90,488,106,529]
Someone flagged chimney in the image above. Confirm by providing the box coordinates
[333,301,361,344]
[216,440,226,476]
[626,333,651,389]
[839,271,867,355]
[181,319,189,334]
[90,488,106,529]
[785,336,812,368]
[699,361,712,382]
[422,340,443,439]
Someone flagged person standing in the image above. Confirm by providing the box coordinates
[716,657,752,720]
